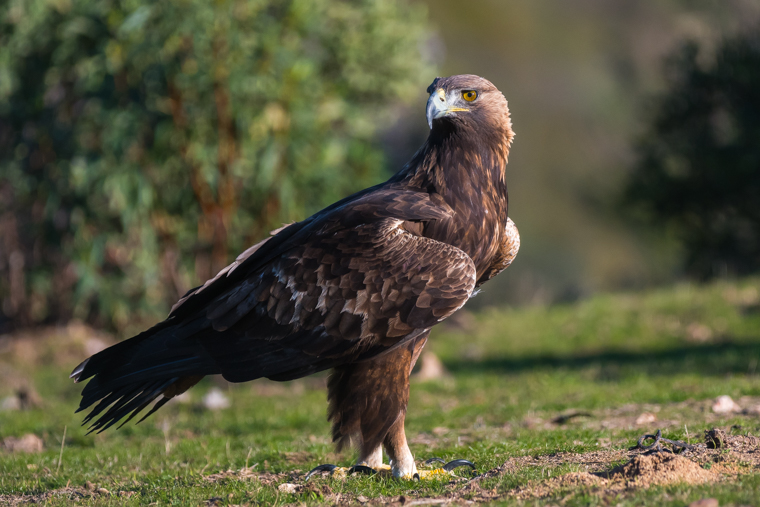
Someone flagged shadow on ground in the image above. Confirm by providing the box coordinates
[444,338,760,379]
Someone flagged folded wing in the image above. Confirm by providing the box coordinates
[72,188,476,430]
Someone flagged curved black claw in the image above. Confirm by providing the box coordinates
[347,465,377,476]
[635,429,694,454]
[305,464,338,481]
[424,457,446,466]
[443,459,477,474]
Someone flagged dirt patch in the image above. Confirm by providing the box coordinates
[512,453,713,500]
[502,426,760,502]
[510,472,604,500]
[508,452,717,500]
[606,452,715,485]
[439,426,757,504]
[0,485,135,506]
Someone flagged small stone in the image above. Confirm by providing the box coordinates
[686,323,713,343]
[278,483,299,494]
[2,434,43,453]
[97,488,110,495]
[712,395,741,414]
[635,412,656,425]
[202,388,230,411]
[414,352,450,381]
[0,395,21,411]
[173,392,192,404]
[84,337,109,356]
[688,498,718,507]
[357,495,369,503]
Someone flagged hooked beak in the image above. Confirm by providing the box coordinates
[426,88,469,129]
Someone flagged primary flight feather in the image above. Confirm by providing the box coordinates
[71,74,520,479]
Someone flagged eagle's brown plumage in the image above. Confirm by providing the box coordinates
[71,74,519,478]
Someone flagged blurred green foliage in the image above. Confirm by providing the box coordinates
[625,32,760,279]
[0,0,433,332]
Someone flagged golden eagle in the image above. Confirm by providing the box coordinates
[71,74,519,479]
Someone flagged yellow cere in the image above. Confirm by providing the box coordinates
[462,90,478,102]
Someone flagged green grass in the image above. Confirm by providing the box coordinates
[2,278,760,505]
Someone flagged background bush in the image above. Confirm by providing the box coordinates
[0,0,433,333]
[625,32,760,279]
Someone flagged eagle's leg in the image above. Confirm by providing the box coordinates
[385,414,476,480]
[356,440,384,469]
[305,332,430,480]
[307,330,475,480]
[382,331,428,478]
[382,408,417,478]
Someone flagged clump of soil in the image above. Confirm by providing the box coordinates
[605,452,715,486]
[553,472,605,488]
[511,452,718,500]
[705,428,728,449]
[541,471,606,494]
[510,472,604,500]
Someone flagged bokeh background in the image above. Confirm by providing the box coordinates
[1,0,759,335]
[3,3,760,503]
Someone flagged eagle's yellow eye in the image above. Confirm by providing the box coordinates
[462,90,478,102]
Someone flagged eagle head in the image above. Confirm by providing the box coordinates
[425,74,514,147]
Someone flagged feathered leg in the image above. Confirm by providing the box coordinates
[382,409,417,478]
[379,336,474,479]
[331,331,428,473]
[305,329,475,480]
[380,332,427,477]
[305,331,428,480]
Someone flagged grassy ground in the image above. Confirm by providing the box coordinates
[1,278,760,505]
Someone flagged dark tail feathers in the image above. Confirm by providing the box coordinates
[71,318,217,433]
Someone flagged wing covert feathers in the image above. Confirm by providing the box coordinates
[72,191,476,430]
[199,217,476,383]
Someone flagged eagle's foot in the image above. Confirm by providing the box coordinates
[411,458,477,480]
[305,463,392,481]
[305,459,475,481]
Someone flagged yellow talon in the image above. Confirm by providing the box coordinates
[374,463,392,474]
[331,467,348,479]
[414,468,453,480]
